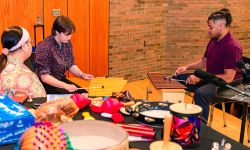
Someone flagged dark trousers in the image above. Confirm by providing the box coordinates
[194,83,218,121]
[42,77,87,94]
[174,73,218,121]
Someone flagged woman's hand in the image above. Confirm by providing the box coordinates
[81,73,94,80]
[65,84,78,92]
[186,75,200,85]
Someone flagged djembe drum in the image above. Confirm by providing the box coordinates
[169,103,202,148]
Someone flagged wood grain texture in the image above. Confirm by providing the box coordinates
[147,72,186,89]
[68,0,90,76]
[89,0,109,77]
[43,0,67,36]
[0,0,109,78]
[0,0,43,49]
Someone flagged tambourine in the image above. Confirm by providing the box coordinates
[134,101,171,127]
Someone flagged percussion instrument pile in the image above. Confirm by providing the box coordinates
[0,74,207,150]
[35,94,91,123]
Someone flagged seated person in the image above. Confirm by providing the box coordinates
[175,8,243,122]
[0,26,46,98]
[35,16,93,94]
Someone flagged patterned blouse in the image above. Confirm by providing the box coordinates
[0,56,46,98]
[35,35,74,80]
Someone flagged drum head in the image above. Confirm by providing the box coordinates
[134,102,171,127]
[170,103,202,117]
[59,120,128,150]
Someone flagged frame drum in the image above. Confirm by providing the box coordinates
[134,102,171,127]
[60,120,129,150]
[169,103,202,148]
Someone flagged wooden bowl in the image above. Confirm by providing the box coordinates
[59,120,129,150]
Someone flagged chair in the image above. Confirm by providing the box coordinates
[208,78,242,127]
[242,56,250,84]
[24,53,35,72]
[208,101,227,127]
[175,72,241,127]
[242,56,250,143]
[210,56,250,142]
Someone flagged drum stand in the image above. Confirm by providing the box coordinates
[218,84,250,143]
[224,84,250,97]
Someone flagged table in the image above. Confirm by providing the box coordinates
[217,84,250,144]
[0,97,249,150]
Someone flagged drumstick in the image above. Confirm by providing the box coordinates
[170,78,186,83]
[163,112,173,149]
[77,85,104,90]
[164,73,176,80]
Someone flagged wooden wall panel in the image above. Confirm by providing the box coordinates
[43,0,67,36]
[68,0,90,75]
[0,0,109,78]
[0,0,43,48]
[89,0,109,77]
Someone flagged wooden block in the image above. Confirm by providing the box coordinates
[147,72,186,102]
[147,82,185,102]
[88,77,127,96]
[147,72,186,89]
[68,77,127,97]
[161,89,185,103]
[67,77,90,87]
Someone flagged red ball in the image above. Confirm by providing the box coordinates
[112,113,124,123]
[101,98,123,114]
[70,94,91,109]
